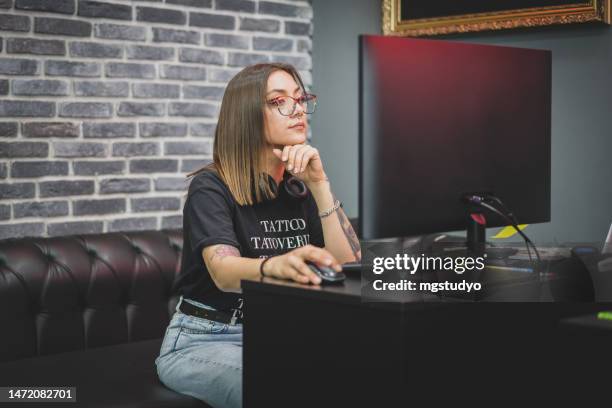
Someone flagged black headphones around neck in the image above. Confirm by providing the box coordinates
[284,176,308,199]
[268,175,308,200]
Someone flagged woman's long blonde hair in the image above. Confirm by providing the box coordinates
[187,63,306,206]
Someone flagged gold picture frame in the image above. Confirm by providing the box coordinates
[382,0,611,37]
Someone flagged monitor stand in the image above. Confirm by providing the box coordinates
[466,212,486,253]
[465,213,518,259]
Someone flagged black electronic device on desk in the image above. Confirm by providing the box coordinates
[306,261,346,284]
[353,36,591,301]
[359,35,551,253]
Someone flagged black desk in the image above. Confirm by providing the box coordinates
[242,272,612,406]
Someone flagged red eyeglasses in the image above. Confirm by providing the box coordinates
[266,94,317,116]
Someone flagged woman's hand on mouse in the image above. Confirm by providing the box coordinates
[262,244,342,285]
[272,144,328,186]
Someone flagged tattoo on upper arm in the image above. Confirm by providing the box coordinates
[208,245,240,264]
[332,194,361,261]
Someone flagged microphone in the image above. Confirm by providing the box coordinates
[463,192,542,266]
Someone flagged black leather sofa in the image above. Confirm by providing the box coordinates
[0,229,209,408]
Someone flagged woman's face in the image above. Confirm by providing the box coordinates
[264,70,308,148]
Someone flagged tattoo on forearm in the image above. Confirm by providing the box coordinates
[210,245,240,263]
[333,194,361,261]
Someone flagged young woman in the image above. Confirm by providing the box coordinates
[155,63,361,408]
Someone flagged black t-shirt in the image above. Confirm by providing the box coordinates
[173,169,325,312]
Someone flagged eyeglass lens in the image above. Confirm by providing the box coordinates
[277,95,317,116]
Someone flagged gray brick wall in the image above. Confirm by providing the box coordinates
[0,0,313,239]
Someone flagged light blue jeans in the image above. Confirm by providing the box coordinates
[155,296,243,408]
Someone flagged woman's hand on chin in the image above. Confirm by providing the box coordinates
[272,144,328,186]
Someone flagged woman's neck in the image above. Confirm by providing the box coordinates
[266,149,285,186]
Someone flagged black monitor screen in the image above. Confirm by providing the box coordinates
[359,35,551,239]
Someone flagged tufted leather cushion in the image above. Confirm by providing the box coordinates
[0,338,205,408]
[0,229,183,363]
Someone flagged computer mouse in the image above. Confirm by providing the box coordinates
[306,261,346,284]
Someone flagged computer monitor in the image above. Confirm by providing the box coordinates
[358,35,551,243]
